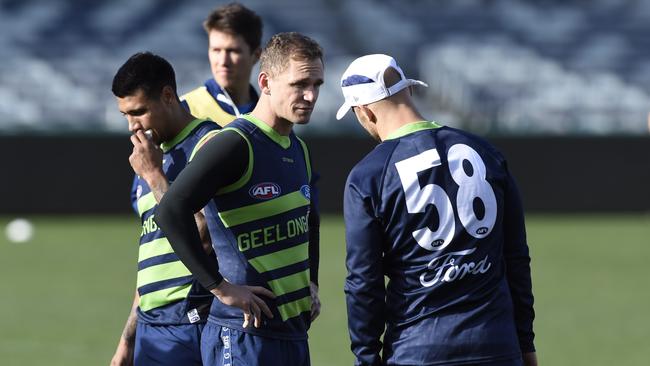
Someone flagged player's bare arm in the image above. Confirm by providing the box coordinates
[109,291,139,366]
[523,352,538,366]
[309,282,321,321]
[120,293,139,345]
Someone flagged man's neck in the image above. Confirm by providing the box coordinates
[250,102,293,136]
[378,107,426,141]
[167,108,197,140]
[223,81,251,107]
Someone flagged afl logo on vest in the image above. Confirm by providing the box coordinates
[249,182,281,200]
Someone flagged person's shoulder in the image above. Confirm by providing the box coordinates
[179,85,208,102]
[222,117,253,133]
[187,119,220,144]
[194,119,221,134]
[348,140,399,183]
[438,125,486,142]
[180,78,220,99]
[436,126,505,160]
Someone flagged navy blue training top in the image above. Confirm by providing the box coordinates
[344,121,535,365]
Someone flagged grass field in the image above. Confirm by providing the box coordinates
[1,214,649,365]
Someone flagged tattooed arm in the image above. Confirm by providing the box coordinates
[110,291,139,366]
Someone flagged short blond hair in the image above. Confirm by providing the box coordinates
[259,32,323,77]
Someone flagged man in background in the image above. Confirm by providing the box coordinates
[155,32,324,366]
[110,52,219,366]
[338,54,538,366]
[129,3,263,210]
[182,2,262,125]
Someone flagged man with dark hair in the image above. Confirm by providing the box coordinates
[182,2,263,125]
[154,32,324,366]
[110,52,220,366]
[127,3,266,237]
[338,54,538,366]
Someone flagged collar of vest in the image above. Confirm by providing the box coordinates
[205,79,258,115]
[161,119,206,152]
[242,114,292,149]
[385,120,443,140]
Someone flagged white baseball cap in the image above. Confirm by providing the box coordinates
[335,54,428,120]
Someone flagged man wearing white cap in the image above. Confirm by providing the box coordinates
[339,54,538,366]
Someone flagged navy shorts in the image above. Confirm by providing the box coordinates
[134,322,204,366]
[201,323,310,366]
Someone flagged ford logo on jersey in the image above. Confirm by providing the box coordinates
[249,182,281,200]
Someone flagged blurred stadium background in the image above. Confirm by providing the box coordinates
[1,0,649,365]
[3,0,650,136]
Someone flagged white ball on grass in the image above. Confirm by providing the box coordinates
[5,218,34,243]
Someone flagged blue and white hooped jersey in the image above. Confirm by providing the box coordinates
[344,121,534,365]
[132,119,220,325]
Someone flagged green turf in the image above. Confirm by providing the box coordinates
[1,214,648,365]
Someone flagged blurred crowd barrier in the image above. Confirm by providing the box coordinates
[1,134,648,213]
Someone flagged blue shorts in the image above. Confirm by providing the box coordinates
[134,322,204,366]
[201,323,310,366]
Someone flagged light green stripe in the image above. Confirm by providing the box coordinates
[296,136,312,182]
[248,242,309,273]
[218,190,309,228]
[215,128,254,194]
[277,295,312,321]
[138,238,175,262]
[137,192,156,216]
[137,261,192,288]
[161,118,206,152]
[189,129,221,161]
[243,114,291,149]
[267,269,310,297]
[385,121,442,140]
[139,284,192,312]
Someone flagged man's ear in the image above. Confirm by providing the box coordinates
[161,85,176,105]
[258,71,271,95]
[359,105,377,124]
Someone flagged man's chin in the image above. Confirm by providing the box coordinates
[214,76,233,88]
[292,116,311,125]
[292,111,313,124]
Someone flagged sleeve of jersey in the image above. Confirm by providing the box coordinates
[343,177,385,366]
[129,175,139,215]
[502,165,536,353]
[154,130,248,291]
[308,170,321,286]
